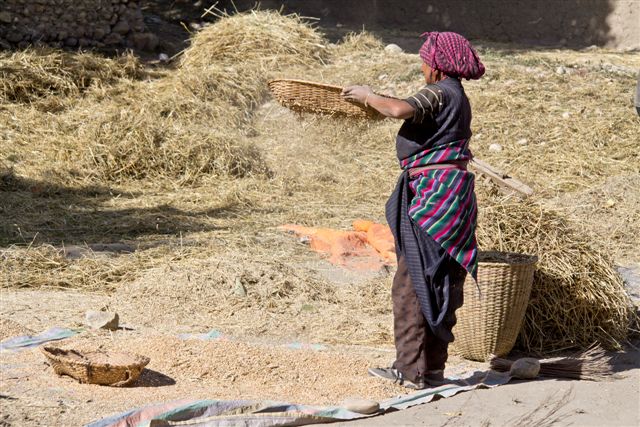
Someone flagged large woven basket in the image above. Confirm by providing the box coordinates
[268,78,383,119]
[452,251,538,361]
[41,346,150,386]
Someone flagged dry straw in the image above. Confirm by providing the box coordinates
[1,11,637,355]
[0,49,144,106]
[476,188,636,352]
[180,9,327,71]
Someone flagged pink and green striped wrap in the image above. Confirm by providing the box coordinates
[401,140,478,279]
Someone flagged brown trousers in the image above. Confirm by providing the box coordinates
[392,254,466,383]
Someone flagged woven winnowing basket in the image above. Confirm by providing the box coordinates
[41,346,150,386]
[268,79,382,119]
[452,251,538,361]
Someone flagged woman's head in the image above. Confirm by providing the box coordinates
[419,32,485,81]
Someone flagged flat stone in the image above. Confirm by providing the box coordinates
[85,311,119,330]
[233,278,247,297]
[341,397,380,414]
[384,43,403,54]
[7,31,23,43]
[489,143,503,152]
[112,19,130,35]
[509,357,540,379]
[93,27,109,40]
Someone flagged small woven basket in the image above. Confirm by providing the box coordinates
[452,251,538,361]
[41,346,150,387]
[268,78,382,119]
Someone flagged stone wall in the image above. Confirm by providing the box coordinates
[0,0,158,50]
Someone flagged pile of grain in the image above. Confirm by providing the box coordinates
[0,332,404,426]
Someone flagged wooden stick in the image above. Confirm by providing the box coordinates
[470,158,534,197]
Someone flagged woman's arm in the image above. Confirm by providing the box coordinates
[341,85,414,120]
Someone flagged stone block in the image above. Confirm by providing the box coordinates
[85,311,120,330]
[113,19,130,35]
[7,31,23,43]
[103,32,123,45]
[128,32,158,51]
[0,12,13,24]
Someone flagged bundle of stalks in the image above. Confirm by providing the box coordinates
[0,49,144,105]
[490,345,614,381]
[476,189,636,352]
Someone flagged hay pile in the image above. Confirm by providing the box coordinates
[1,11,326,187]
[0,10,327,294]
[0,49,144,105]
[476,189,636,352]
[181,10,326,70]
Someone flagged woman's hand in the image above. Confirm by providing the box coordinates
[341,85,373,105]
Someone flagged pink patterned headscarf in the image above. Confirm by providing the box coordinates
[419,32,485,80]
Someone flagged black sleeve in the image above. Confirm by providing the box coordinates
[404,84,444,124]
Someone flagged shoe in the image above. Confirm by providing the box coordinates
[368,367,426,390]
[423,369,446,387]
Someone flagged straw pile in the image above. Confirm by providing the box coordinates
[1,10,325,187]
[476,189,636,352]
[181,10,326,70]
[0,49,144,106]
[0,10,326,292]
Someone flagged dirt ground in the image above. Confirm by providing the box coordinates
[339,345,640,427]
[1,286,638,426]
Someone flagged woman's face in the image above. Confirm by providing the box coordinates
[421,63,442,84]
[421,63,433,84]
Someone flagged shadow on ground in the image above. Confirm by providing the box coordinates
[0,171,234,247]
[133,369,176,387]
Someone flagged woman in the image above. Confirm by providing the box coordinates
[342,32,484,390]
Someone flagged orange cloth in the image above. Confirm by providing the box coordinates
[280,221,397,271]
